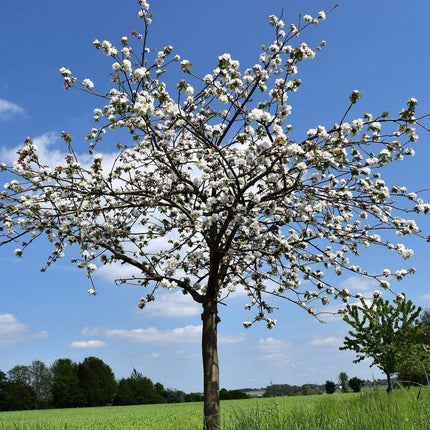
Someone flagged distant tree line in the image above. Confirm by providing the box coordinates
[0,357,205,412]
[219,388,249,400]
[263,374,420,399]
[263,383,323,397]
[3,306,428,410]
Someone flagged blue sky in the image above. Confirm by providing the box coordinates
[1,0,429,392]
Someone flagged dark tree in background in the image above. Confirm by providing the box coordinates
[348,377,364,393]
[78,357,117,406]
[396,315,430,387]
[0,371,8,411]
[5,362,53,409]
[165,388,186,403]
[219,388,249,400]
[338,372,349,393]
[0,358,197,410]
[2,383,36,411]
[29,360,53,409]
[325,380,336,394]
[154,382,167,400]
[421,309,430,345]
[114,378,136,406]
[114,368,166,405]
[127,369,166,405]
[7,365,32,386]
[51,359,85,408]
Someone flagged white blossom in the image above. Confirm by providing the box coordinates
[82,79,94,89]
[318,11,326,20]
[395,293,405,303]
[382,269,391,277]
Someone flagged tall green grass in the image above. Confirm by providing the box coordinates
[0,402,203,430]
[0,386,429,429]
[224,386,430,430]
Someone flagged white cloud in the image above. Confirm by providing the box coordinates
[223,284,248,297]
[318,297,375,323]
[0,313,47,345]
[316,311,344,323]
[144,352,160,359]
[0,132,119,175]
[70,340,107,349]
[95,234,184,283]
[81,327,101,337]
[420,293,430,301]
[339,276,377,292]
[105,324,202,344]
[0,314,28,344]
[0,98,24,120]
[96,262,142,283]
[308,336,342,348]
[257,337,291,363]
[207,328,244,344]
[1,133,62,166]
[144,291,200,318]
[84,322,243,345]
[33,331,49,339]
[219,333,246,344]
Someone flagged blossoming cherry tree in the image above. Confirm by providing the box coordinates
[1,2,429,429]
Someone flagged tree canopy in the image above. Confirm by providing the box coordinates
[51,359,85,409]
[396,309,430,386]
[78,356,117,406]
[1,357,170,411]
[340,296,423,392]
[338,372,348,393]
[348,377,364,393]
[421,309,430,345]
[324,380,336,394]
[115,368,165,406]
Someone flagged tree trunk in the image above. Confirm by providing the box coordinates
[386,373,392,393]
[201,299,220,430]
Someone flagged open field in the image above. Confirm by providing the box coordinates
[0,386,429,429]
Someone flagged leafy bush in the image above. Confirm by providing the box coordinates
[324,380,336,394]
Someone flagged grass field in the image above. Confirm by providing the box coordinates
[0,386,429,429]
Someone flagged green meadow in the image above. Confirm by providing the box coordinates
[1,386,429,430]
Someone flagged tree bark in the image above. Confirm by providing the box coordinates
[201,299,220,430]
[386,373,392,393]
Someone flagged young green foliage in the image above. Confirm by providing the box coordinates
[340,296,422,392]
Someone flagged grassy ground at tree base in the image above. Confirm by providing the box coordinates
[0,386,428,429]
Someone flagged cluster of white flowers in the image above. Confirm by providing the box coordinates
[373,290,382,299]
[394,293,405,303]
[249,108,274,124]
[396,243,414,259]
[82,78,94,90]
[160,278,178,290]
